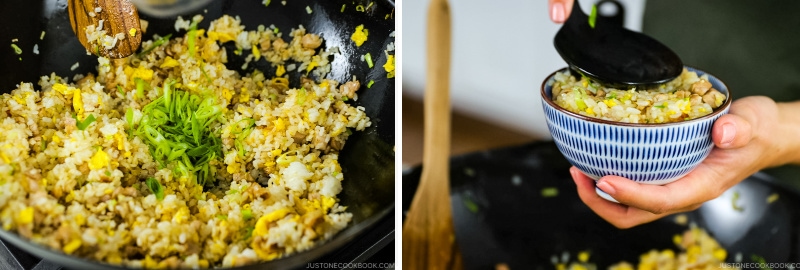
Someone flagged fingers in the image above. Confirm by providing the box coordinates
[595,166,723,215]
[570,167,664,228]
[549,0,574,23]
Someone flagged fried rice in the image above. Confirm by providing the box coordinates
[0,15,370,268]
[551,69,726,124]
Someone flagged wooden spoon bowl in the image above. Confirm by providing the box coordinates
[68,0,142,59]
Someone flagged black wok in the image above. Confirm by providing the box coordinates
[403,141,800,269]
[0,0,395,269]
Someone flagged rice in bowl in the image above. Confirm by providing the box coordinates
[551,69,727,124]
[0,14,373,268]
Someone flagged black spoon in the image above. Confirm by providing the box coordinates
[554,0,682,88]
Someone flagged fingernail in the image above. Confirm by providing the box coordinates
[551,2,566,23]
[720,123,735,146]
[597,180,616,195]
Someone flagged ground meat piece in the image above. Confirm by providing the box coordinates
[595,89,605,97]
[339,80,360,99]
[691,80,712,95]
[259,37,271,51]
[675,90,689,99]
[301,34,322,50]
[654,93,668,102]
[690,94,702,105]
[703,89,725,108]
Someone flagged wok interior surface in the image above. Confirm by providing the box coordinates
[0,0,395,269]
[402,141,800,269]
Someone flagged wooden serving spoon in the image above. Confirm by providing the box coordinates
[402,0,462,269]
[68,0,142,59]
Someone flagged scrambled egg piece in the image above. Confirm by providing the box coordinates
[160,56,180,68]
[89,149,110,170]
[350,24,368,46]
[73,90,84,118]
[383,55,395,78]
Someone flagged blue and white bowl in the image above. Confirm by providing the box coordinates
[540,67,732,202]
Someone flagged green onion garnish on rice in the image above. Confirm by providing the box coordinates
[145,177,165,200]
[589,4,598,29]
[231,118,256,158]
[367,80,375,88]
[263,0,271,7]
[242,209,253,220]
[138,34,172,57]
[341,4,346,12]
[188,21,198,58]
[136,80,223,186]
[117,85,124,95]
[75,114,97,130]
[135,78,146,99]
[125,107,134,135]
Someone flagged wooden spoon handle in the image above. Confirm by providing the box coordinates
[423,0,451,175]
[402,0,458,269]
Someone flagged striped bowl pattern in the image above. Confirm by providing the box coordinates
[541,67,731,198]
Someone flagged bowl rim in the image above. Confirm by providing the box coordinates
[540,66,733,127]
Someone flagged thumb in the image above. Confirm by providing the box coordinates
[712,111,753,149]
[549,0,575,23]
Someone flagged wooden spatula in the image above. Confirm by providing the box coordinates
[402,0,461,269]
[68,0,142,58]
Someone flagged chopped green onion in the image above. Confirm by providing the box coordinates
[589,4,598,29]
[117,85,124,95]
[125,107,134,133]
[273,27,279,34]
[750,255,769,270]
[188,21,198,58]
[216,214,227,220]
[138,34,173,57]
[105,171,111,176]
[242,209,253,220]
[232,118,256,158]
[306,6,312,14]
[367,80,375,88]
[541,187,559,198]
[136,80,223,186]
[342,96,349,101]
[356,5,365,12]
[365,53,374,68]
[296,88,307,105]
[135,78,146,99]
[767,193,780,204]
[244,226,254,239]
[732,190,744,212]
[145,177,164,200]
[367,2,374,10]
[462,197,479,213]
[263,0,271,6]
[10,44,22,55]
[75,114,97,130]
[341,4,346,12]
[41,140,47,151]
